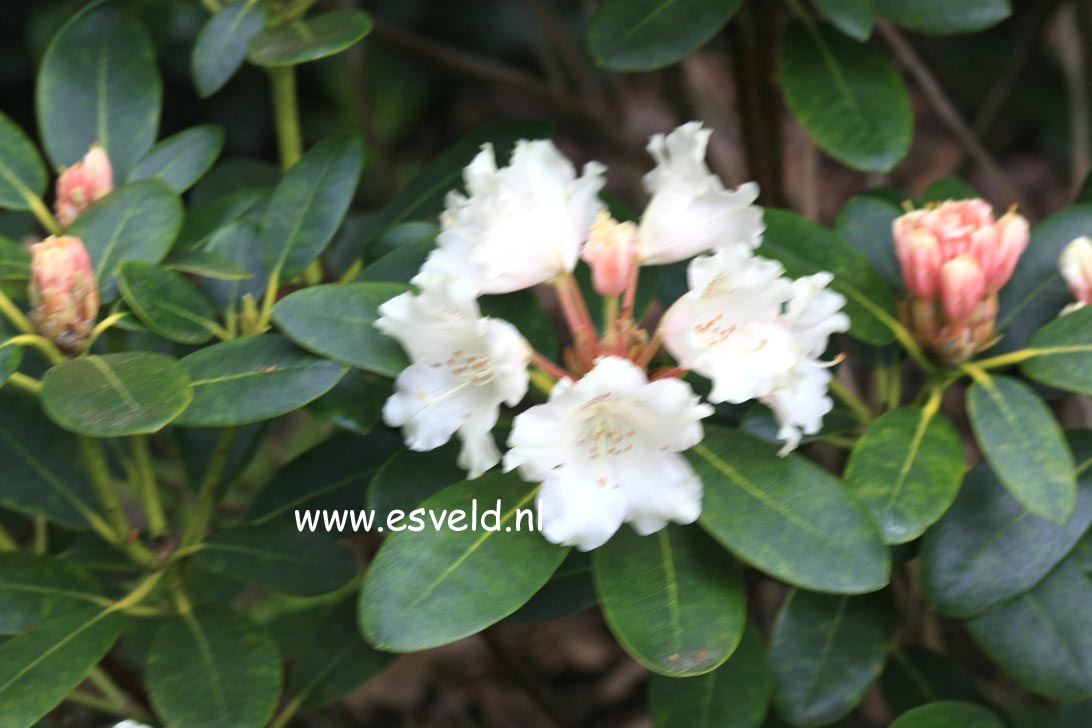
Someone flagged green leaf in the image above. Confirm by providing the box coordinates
[759,208,898,345]
[368,444,465,521]
[176,187,268,250]
[248,9,373,66]
[357,225,438,284]
[0,343,20,387]
[190,159,278,208]
[844,406,964,543]
[996,205,1092,354]
[813,0,874,40]
[261,133,363,279]
[199,218,268,310]
[0,111,47,211]
[273,282,411,378]
[920,453,1092,618]
[889,702,1005,728]
[284,597,394,710]
[649,622,771,728]
[36,1,161,179]
[41,352,193,437]
[365,120,551,247]
[835,194,902,290]
[0,236,30,280]
[770,589,895,726]
[67,180,184,300]
[175,334,347,427]
[586,0,742,71]
[360,472,568,651]
[875,0,1011,34]
[250,429,402,523]
[192,0,267,97]
[967,375,1076,523]
[194,522,357,596]
[117,262,221,345]
[307,369,386,435]
[920,177,977,202]
[966,559,1092,700]
[1021,306,1092,394]
[880,647,981,718]
[0,553,100,635]
[778,21,911,172]
[692,426,890,594]
[0,602,123,727]
[146,605,282,728]
[594,524,745,676]
[0,390,103,529]
[509,550,598,623]
[128,125,224,193]
[163,248,254,281]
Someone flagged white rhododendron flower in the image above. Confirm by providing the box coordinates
[420,139,606,294]
[504,357,713,550]
[638,122,764,265]
[376,275,530,477]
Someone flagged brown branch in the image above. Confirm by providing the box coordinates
[876,20,1026,209]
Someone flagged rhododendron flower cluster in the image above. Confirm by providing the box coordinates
[377,123,850,550]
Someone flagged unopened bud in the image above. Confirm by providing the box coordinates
[1060,236,1092,307]
[939,256,986,324]
[581,211,638,297]
[28,235,99,354]
[897,231,943,298]
[54,144,113,227]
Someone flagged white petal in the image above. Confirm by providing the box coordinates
[619,451,703,535]
[537,462,627,551]
[763,365,834,455]
[383,364,473,451]
[784,273,850,357]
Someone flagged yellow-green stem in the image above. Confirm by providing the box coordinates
[79,436,133,542]
[269,67,303,170]
[87,667,135,717]
[7,372,42,395]
[0,523,16,551]
[26,193,60,235]
[3,334,66,365]
[181,428,237,547]
[131,436,167,539]
[829,377,872,426]
[0,288,35,336]
[33,517,46,554]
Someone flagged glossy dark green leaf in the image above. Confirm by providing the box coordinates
[67,180,184,300]
[1021,305,1092,394]
[835,194,902,290]
[967,375,1076,522]
[996,205,1092,354]
[509,550,597,623]
[881,647,981,718]
[693,426,890,594]
[307,369,387,435]
[0,553,100,635]
[367,444,465,521]
[117,262,221,344]
[814,0,874,40]
[262,133,363,279]
[248,10,373,66]
[146,605,281,728]
[920,452,1092,619]
[0,602,123,726]
[0,390,103,529]
[273,282,411,378]
[190,159,278,208]
[760,208,897,345]
[360,472,568,651]
[192,0,267,97]
[128,125,223,193]
[36,1,161,179]
[875,0,1011,34]
[199,218,268,309]
[357,225,437,284]
[164,248,254,281]
[0,343,20,387]
[594,524,745,676]
[42,352,193,437]
[778,21,911,172]
[844,406,964,543]
[365,120,551,246]
[176,187,268,250]
[285,597,394,710]
[771,589,895,726]
[176,334,346,427]
[0,237,30,280]
[889,701,1004,728]
[649,623,771,728]
[586,0,742,71]
[0,111,47,210]
[967,559,1092,700]
[1061,700,1092,728]
[194,522,357,596]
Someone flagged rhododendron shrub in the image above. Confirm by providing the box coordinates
[0,1,1090,727]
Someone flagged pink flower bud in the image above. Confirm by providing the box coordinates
[54,144,113,227]
[897,230,943,299]
[28,235,99,354]
[939,255,986,324]
[987,209,1029,292]
[581,211,638,297]
[1060,236,1092,305]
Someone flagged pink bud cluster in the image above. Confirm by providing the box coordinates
[54,145,113,227]
[28,235,99,354]
[893,199,1029,363]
